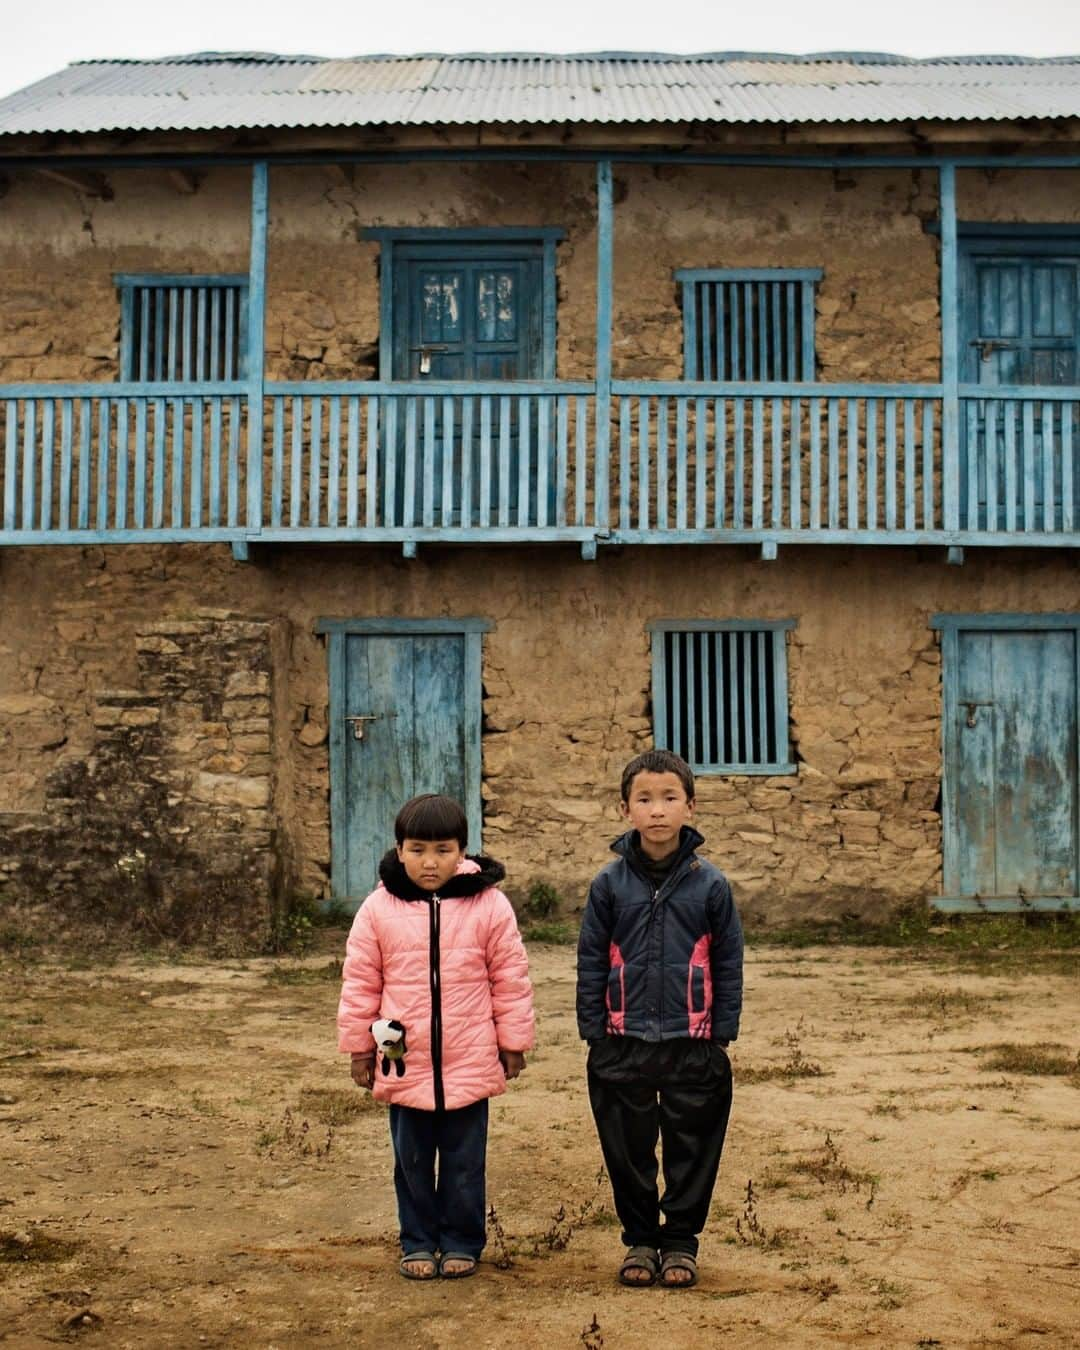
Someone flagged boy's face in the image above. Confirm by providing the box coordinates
[397,837,465,892]
[621,770,695,861]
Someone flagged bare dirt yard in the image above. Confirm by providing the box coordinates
[1,932,1078,1349]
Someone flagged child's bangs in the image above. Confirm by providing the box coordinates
[394,793,468,847]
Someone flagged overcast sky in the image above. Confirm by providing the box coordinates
[3,0,1080,99]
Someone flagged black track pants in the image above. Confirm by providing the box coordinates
[587,1036,733,1257]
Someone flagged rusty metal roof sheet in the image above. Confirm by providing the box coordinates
[2,52,1080,136]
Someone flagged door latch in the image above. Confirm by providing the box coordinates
[960,700,994,728]
[410,343,449,375]
[969,339,1007,362]
[345,714,379,742]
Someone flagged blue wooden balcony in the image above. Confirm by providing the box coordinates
[2,378,1080,554]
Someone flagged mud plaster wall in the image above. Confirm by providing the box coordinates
[2,165,1078,384]
[2,543,1080,925]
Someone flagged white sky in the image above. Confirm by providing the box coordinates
[3,0,1080,100]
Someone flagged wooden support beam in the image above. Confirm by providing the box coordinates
[231,540,250,563]
[402,539,418,559]
[167,168,199,194]
[947,546,965,566]
[35,167,113,199]
[581,538,598,561]
[246,162,268,531]
[760,540,778,561]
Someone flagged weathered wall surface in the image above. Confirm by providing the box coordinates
[0,607,281,944]
[3,163,1077,385]
[1,542,1079,927]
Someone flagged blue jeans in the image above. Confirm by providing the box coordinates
[388,1099,489,1258]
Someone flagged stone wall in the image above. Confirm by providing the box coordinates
[1,541,1077,929]
[2,162,1078,387]
[0,609,282,945]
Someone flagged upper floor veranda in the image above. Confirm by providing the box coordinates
[3,127,1080,559]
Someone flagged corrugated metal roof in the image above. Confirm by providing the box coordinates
[2,51,1080,136]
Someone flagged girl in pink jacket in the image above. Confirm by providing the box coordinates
[337,793,534,1282]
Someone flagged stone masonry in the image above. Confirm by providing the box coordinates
[0,611,281,945]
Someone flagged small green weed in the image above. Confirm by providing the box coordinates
[523,881,562,921]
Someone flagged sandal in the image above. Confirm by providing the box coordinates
[399,1250,438,1280]
[618,1245,659,1287]
[438,1251,478,1279]
[659,1250,698,1289]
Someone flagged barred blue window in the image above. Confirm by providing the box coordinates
[649,620,796,774]
[116,274,249,382]
[676,268,822,381]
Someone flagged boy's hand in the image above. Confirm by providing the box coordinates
[350,1052,376,1089]
[499,1050,526,1080]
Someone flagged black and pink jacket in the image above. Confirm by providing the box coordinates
[576,827,743,1045]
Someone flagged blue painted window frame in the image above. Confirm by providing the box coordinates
[115,273,250,383]
[675,268,823,381]
[648,618,796,775]
[362,228,564,381]
[931,611,1080,912]
[315,616,491,898]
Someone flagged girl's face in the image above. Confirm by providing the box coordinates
[396,837,465,892]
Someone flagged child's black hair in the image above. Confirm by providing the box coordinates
[394,793,469,848]
[620,749,696,803]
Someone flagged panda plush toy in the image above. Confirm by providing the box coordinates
[371,1018,408,1077]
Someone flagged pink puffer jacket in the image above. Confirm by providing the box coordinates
[337,852,535,1111]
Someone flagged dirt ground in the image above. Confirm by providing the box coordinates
[1,935,1078,1349]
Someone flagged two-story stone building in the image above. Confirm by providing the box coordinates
[1,52,1078,940]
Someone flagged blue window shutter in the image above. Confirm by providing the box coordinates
[648,619,796,775]
[114,275,249,382]
[676,268,823,381]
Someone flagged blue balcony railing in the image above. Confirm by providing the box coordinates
[2,379,1079,549]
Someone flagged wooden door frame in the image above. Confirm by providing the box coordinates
[316,616,492,903]
[931,611,1080,912]
[363,227,564,381]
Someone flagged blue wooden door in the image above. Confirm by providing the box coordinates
[391,243,547,522]
[961,250,1080,527]
[328,628,479,907]
[949,627,1078,903]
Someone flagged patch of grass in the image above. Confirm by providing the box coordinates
[791,1133,876,1196]
[254,1106,334,1160]
[739,1025,825,1084]
[264,959,343,986]
[0,1229,79,1263]
[901,986,1005,1019]
[978,1042,1079,1077]
[297,1087,377,1126]
[871,1277,909,1310]
[521,921,576,945]
[749,905,1079,971]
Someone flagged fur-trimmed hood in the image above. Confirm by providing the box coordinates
[377,849,506,902]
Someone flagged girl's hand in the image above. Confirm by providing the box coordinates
[499,1050,526,1080]
[351,1052,376,1089]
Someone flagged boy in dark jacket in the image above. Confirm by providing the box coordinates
[577,749,743,1290]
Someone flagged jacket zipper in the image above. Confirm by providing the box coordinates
[428,895,445,1112]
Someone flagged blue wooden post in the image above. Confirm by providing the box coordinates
[246,161,268,530]
[595,160,613,534]
[940,163,960,531]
